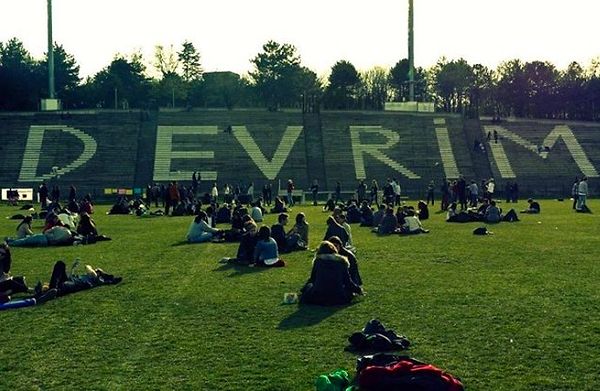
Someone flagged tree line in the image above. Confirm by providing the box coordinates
[1,37,600,120]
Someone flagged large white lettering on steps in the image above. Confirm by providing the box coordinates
[153,125,219,181]
[483,125,598,178]
[18,125,97,182]
[232,125,303,180]
[350,126,420,180]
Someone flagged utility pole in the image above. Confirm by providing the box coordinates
[47,0,55,99]
[408,0,415,102]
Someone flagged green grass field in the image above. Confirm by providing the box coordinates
[1,200,599,390]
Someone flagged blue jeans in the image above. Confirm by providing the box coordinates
[188,232,214,243]
[576,194,587,210]
[8,234,49,247]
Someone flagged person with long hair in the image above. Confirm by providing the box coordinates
[288,212,309,250]
[15,216,33,239]
[187,211,221,243]
[253,226,285,267]
[300,241,362,306]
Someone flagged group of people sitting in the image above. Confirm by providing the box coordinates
[6,200,110,247]
[184,202,310,268]
[446,198,539,223]
[372,204,430,235]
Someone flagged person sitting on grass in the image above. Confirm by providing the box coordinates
[0,243,29,301]
[15,216,34,239]
[286,212,309,251]
[43,213,66,233]
[417,200,429,220]
[372,204,386,227]
[328,236,362,287]
[337,214,355,250]
[253,226,285,267]
[323,215,350,249]
[80,194,94,215]
[521,198,541,214]
[446,202,473,223]
[226,216,258,264]
[376,206,399,235]
[187,211,222,243]
[76,213,112,243]
[346,201,362,224]
[108,196,130,215]
[395,206,408,226]
[400,210,429,234]
[299,241,363,306]
[250,201,264,222]
[323,198,336,212]
[216,203,232,224]
[359,201,374,227]
[271,213,289,252]
[484,200,502,223]
[270,196,288,214]
[66,198,80,214]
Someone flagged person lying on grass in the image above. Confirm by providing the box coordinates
[0,243,57,306]
[300,241,363,306]
[47,259,122,296]
[7,225,74,247]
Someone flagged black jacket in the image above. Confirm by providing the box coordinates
[301,254,361,306]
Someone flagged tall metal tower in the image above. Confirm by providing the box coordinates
[408,0,415,101]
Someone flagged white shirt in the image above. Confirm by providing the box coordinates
[211,186,219,197]
[578,181,588,196]
[403,216,422,232]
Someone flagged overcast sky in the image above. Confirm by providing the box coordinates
[1,0,599,78]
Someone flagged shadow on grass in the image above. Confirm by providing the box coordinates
[278,302,355,330]
[171,240,192,247]
[213,262,269,277]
